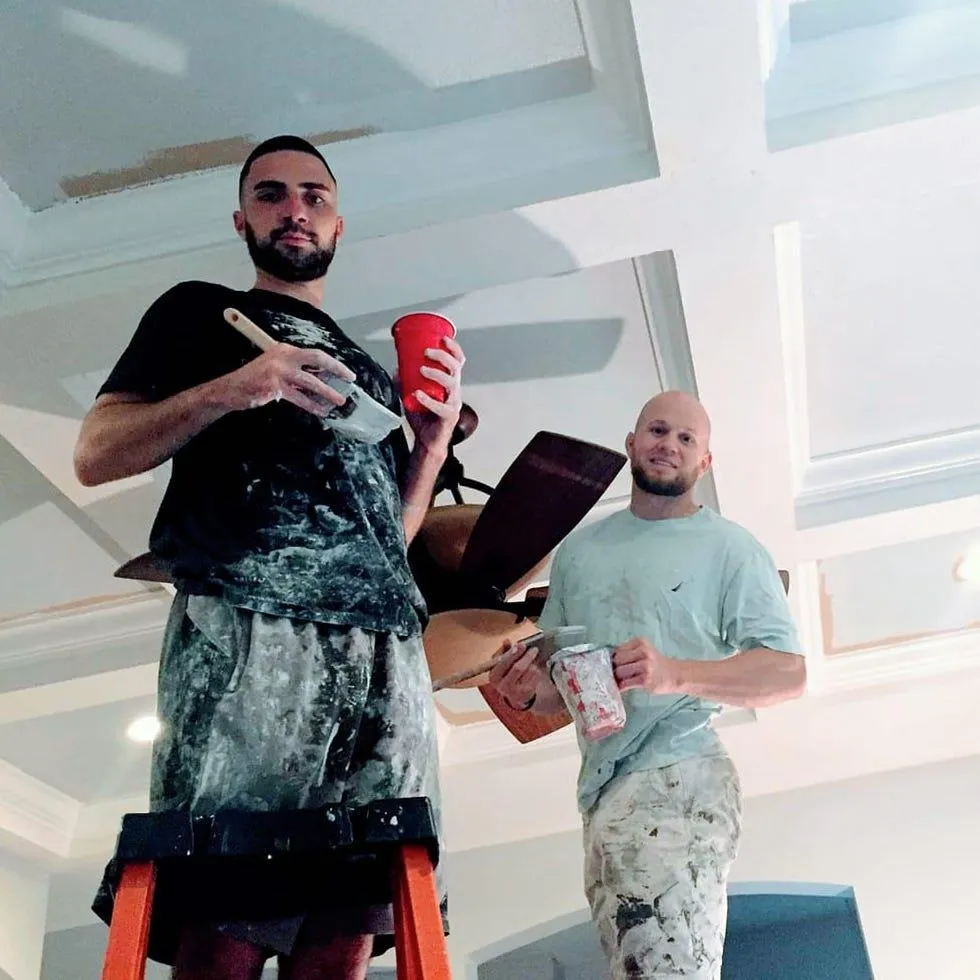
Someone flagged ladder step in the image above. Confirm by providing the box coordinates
[96,799,449,977]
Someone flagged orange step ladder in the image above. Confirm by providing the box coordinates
[96,798,450,980]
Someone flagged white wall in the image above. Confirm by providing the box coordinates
[734,752,980,980]
[445,753,980,980]
[0,854,48,980]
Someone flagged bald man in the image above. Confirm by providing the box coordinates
[490,391,805,980]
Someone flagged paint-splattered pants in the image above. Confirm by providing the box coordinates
[583,755,742,980]
[150,593,443,955]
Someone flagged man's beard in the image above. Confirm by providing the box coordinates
[631,464,696,498]
[245,221,337,283]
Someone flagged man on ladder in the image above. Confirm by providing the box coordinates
[75,135,465,980]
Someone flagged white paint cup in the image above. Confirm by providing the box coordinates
[549,644,627,741]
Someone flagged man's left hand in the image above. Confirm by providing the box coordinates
[404,336,464,454]
[612,637,679,695]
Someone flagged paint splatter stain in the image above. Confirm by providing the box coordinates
[616,895,654,944]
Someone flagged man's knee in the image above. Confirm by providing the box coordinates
[278,933,373,980]
[172,925,268,980]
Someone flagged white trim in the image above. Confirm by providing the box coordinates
[816,626,980,697]
[773,221,811,495]
[796,491,980,561]
[0,664,159,725]
[577,0,656,151]
[70,794,148,860]
[633,252,696,393]
[0,176,29,290]
[800,425,980,509]
[0,592,169,670]
[0,759,78,859]
[788,560,829,692]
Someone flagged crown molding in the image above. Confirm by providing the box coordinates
[0,759,78,860]
[70,794,148,861]
[801,425,980,503]
[797,425,980,529]
[0,592,169,670]
[814,625,980,697]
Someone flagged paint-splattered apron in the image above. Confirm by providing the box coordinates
[583,755,742,979]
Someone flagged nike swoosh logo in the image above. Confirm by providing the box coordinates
[671,582,683,592]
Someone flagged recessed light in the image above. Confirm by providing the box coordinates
[953,547,980,584]
[126,715,162,743]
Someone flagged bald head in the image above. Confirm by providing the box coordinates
[627,390,712,500]
[635,390,711,445]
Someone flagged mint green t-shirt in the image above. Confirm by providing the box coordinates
[537,506,801,812]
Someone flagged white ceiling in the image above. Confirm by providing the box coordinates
[2,0,980,972]
[803,194,980,456]
[1,0,587,208]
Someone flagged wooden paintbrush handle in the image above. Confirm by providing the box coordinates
[224,308,277,351]
[431,656,499,692]
[430,630,546,692]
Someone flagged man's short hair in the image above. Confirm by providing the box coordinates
[238,135,337,195]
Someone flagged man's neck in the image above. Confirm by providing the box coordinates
[251,270,325,309]
[629,489,700,521]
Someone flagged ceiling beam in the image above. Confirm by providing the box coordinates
[0,664,157,725]
[797,492,980,561]
[629,0,769,173]
[622,0,798,563]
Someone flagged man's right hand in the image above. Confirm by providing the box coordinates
[488,639,546,711]
[219,343,356,417]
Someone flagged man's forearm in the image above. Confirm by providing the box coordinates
[74,380,234,486]
[668,648,806,709]
[400,444,447,544]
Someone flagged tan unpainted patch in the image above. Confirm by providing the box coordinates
[819,570,837,654]
[0,587,157,625]
[820,567,980,655]
[60,128,377,199]
[435,699,495,727]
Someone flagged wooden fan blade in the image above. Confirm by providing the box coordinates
[114,552,175,584]
[458,433,626,596]
[478,682,572,744]
[424,608,541,690]
[418,505,483,573]
[412,507,550,613]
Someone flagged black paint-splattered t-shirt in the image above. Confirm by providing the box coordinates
[99,280,426,636]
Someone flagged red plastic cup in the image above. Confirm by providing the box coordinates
[391,312,457,413]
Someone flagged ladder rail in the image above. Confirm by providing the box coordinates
[100,842,450,979]
[101,862,156,980]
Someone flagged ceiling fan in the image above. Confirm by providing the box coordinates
[114,404,790,744]
[408,404,626,737]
